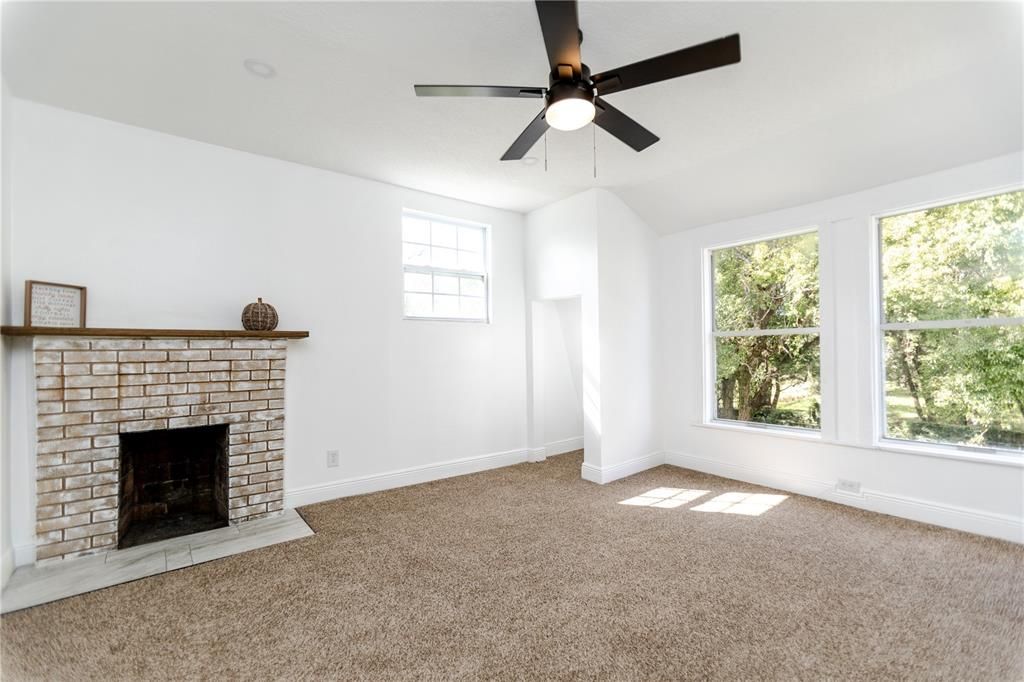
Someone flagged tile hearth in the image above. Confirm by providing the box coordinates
[1,508,313,613]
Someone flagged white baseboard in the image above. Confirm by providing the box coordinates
[545,436,583,458]
[284,447,529,508]
[581,451,665,485]
[1,544,13,587]
[664,451,1023,544]
[13,542,35,568]
[527,447,546,463]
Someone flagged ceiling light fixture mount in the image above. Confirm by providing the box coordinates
[243,58,276,79]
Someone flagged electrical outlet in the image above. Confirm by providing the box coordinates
[326,450,340,468]
[836,478,861,495]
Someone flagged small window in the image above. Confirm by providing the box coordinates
[710,230,821,430]
[879,190,1023,452]
[402,211,489,322]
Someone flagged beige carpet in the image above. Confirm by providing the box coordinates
[2,451,1022,680]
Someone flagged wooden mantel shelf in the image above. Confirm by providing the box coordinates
[1,326,309,339]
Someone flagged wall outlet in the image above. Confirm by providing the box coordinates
[836,478,861,495]
[326,450,340,468]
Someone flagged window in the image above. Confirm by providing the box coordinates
[878,190,1024,452]
[710,230,821,430]
[402,211,489,322]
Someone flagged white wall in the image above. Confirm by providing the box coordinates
[660,152,1024,542]
[593,190,659,476]
[525,188,660,481]
[537,298,582,455]
[525,191,601,467]
[3,99,528,563]
[1,81,13,585]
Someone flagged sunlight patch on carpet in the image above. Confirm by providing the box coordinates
[691,492,788,516]
[619,488,710,508]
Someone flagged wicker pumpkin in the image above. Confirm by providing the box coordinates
[241,298,279,331]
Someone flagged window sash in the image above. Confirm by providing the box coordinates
[713,327,821,338]
[875,191,1023,454]
[706,229,823,432]
[401,212,490,322]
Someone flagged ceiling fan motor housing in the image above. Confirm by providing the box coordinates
[547,63,595,110]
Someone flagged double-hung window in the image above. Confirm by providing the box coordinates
[709,230,821,430]
[878,190,1023,452]
[402,211,489,322]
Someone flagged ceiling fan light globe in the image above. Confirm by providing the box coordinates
[546,98,595,131]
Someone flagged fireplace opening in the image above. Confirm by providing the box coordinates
[118,424,229,549]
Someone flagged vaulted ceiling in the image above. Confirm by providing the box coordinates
[4,1,1021,233]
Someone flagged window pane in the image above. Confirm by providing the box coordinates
[404,271,432,293]
[460,276,485,298]
[881,191,1024,322]
[458,226,484,252]
[434,294,459,317]
[404,292,432,318]
[402,216,430,244]
[432,247,458,269]
[883,326,1024,451]
[431,222,457,248]
[713,232,820,331]
[458,249,484,273]
[403,242,429,266]
[715,334,820,429]
[460,296,486,320]
[433,274,459,295]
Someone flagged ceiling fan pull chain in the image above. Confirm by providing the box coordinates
[592,122,597,179]
[544,131,548,172]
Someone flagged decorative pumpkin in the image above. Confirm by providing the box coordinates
[241,298,279,331]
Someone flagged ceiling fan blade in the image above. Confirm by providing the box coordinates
[414,85,545,98]
[501,109,550,161]
[535,0,582,77]
[594,98,659,152]
[591,34,740,96]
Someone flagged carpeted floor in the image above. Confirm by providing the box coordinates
[2,451,1022,680]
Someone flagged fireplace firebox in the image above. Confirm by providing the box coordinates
[118,425,230,549]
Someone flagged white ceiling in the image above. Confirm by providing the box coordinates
[3,1,1021,234]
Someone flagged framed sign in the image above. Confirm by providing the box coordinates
[25,280,87,328]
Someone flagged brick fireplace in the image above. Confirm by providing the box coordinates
[32,336,291,562]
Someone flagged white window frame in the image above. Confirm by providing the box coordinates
[702,226,823,435]
[401,209,491,323]
[872,186,1024,457]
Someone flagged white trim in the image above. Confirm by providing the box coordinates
[872,188,1024,453]
[697,419,823,442]
[873,183,1024,222]
[284,447,528,508]
[876,438,1023,467]
[527,447,546,463]
[701,226,823,428]
[402,208,491,229]
[580,452,665,485]
[705,224,819,252]
[881,317,1024,331]
[401,208,492,324]
[712,327,820,338]
[664,451,1023,544]
[1,544,14,587]
[13,542,35,568]
[544,436,583,458]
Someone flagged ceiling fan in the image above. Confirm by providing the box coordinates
[414,0,741,161]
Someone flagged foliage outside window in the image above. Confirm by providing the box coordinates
[402,211,489,321]
[711,231,821,430]
[879,190,1024,452]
